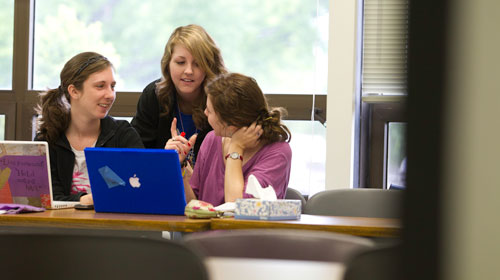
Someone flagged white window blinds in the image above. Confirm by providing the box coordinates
[362,0,409,95]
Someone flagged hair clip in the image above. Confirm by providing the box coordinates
[264,116,273,121]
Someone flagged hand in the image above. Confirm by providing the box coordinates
[229,122,263,152]
[164,118,197,162]
[183,161,194,181]
[79,194,93,205]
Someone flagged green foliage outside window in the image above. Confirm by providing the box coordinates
[33,0,328,93]
[0,0,14,89]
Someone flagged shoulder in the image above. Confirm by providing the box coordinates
[264,141,292,157]
[101,115,122,128]
[199,131,220,150]
[101,116,143,148]
[202,131,217,145]
[137,79,161,103]
[101,116,137,134]
[35,132,70,151]
[143,79,160,94]
[204,130,217,141]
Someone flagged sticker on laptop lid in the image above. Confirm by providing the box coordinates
[98,166,126,188]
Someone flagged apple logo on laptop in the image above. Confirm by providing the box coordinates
[129,174,141,188]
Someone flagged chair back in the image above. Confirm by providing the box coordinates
[285,187,307,212]
[343,244,401,280]
[304,188,402,218]
[0,232,208,280]
[184,229,374,263]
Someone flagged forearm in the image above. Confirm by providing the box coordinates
[183,181,197,203]
[224,147,245,202]
[182,167,197,203]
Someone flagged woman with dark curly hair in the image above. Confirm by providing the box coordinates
[184,73,292,206]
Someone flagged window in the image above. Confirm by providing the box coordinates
[34,0,328,94]
[285,120,326,196]
[0,115,5,140]
[12,0,334,195]
[362,0,408,96]
[0,1,15,140]
[357,0,408,188]
[0,0,14,89]
[386,122,406,188]
[29,0,329,195]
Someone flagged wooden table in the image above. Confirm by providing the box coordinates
[0,210,400,237]
[210,214,400,238]
[205,257,345,280]
[0,208,210,232]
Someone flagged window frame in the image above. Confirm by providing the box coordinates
[355,0,408,189]
[359,96,406,188]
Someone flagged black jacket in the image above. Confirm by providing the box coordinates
[130,80,212,163]
[35,116,144,201]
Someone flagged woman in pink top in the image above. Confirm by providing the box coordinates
[185,73,292,206]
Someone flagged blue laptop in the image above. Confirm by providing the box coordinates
[84,147,186,215]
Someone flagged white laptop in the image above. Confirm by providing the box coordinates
[0,141,78,209]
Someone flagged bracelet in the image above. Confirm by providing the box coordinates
[182,168,186,178]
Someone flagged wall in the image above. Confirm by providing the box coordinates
[442,0,500,278]
[325,0,358,189]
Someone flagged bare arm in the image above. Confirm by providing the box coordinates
[182,163,197,203]
[224,122,263,202]
[224,144,245,202]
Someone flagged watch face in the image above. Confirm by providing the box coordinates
[226,152,242,161]
[230,152,239,159]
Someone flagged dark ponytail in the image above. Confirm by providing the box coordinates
[36,86,71,143]
[257,107,291,143]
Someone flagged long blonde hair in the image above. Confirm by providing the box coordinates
[36,52,112,143]
[156,24,227,129]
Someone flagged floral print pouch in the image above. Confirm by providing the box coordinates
[184,200,221,219]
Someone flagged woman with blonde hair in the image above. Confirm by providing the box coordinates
[131,24,226,167]
[184,73,292,206]
[35,52,143,204]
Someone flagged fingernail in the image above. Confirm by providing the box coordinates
[181,132,186,137]
[187,143,191,147]
[184,151,187,155]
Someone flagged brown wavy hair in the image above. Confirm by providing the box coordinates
[36,52,113,143]
[156,24,227,129]
[205,73,291,144]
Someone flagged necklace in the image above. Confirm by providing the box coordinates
[177,101,200,165]
[176,102,199,137]
[176,102,185,135]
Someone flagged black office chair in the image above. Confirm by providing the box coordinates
[304,188,403,218]
[285,187,307,213]
[183,229,374,263]
[0,232,208,280]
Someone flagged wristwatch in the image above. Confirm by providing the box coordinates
[225,152,243,161]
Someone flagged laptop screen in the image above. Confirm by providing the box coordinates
[0,141,52,207]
